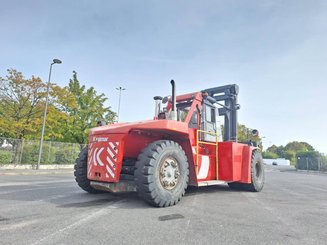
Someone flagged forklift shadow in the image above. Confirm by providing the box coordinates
[58,195,123,208]
[185,184,234,196]
[57,185,238,209]
[57,191,144,209]
[113,186,238,209]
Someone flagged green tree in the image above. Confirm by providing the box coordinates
[45,85,75,141]
[237,124,261,143]
[284,141,314,152]
[299,142,315,151]
[0,69,116,148]
[265,141,316,165]
[262,151,279,159]
[267,145,285,156]
[0,69,73,163]
[282,150,296,163]
[0,69,46,139]
[266,145,278,153]
[0,69,70,141]
[60,71,116,147]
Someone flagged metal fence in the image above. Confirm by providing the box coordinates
[0,137,85,165]
[296,155,327,172]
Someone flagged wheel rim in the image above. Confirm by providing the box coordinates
[159,157,180,190]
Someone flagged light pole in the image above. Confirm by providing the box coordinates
[36,59,62,170]
[116,86,126,122]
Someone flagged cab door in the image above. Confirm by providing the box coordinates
[194,102,219,181]
[202,103,217,142]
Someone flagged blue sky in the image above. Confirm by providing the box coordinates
[1,0,326,153]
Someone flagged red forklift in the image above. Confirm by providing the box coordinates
[74,80,265,207]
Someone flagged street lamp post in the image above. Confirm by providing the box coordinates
[116,86,126,122]
[36,59,62,170]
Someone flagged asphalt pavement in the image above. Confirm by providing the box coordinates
[0,167,326,245]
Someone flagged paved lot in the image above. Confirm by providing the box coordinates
[0,167,326,245]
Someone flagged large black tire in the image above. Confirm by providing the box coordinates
[74,147,104,194]
[228,150,265,192]
[243,150,265,191]
[134,140,189,207]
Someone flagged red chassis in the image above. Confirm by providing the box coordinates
[86,91,256,187]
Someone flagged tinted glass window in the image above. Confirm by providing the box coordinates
[206,106,215,123]
[189,111,198,128]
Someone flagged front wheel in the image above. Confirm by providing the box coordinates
[134,140,189,207]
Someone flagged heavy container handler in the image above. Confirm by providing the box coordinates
[74,80,265,207]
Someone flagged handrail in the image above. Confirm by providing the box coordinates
[196,130,219,180]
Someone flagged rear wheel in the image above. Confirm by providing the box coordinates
[228,150,265,192]
[134,140,189,207]
[74,147,104,194]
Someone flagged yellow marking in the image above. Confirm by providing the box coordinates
[195,129,219,180]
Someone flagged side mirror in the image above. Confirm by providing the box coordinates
[162,96,170,104]
[97,121,106,127]
[252,129,259,137]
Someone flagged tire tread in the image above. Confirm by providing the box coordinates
[134,140,189,207]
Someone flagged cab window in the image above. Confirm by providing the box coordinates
[188,111,198,128]
[206,106,215,122]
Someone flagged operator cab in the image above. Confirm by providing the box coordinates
[155,93,222,143]
[154,80,240,143]
[175,96,222,143]
[176,101,192,122]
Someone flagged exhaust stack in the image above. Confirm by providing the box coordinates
[169,80,177,121]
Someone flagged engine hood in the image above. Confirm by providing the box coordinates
[89,120,189,136]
